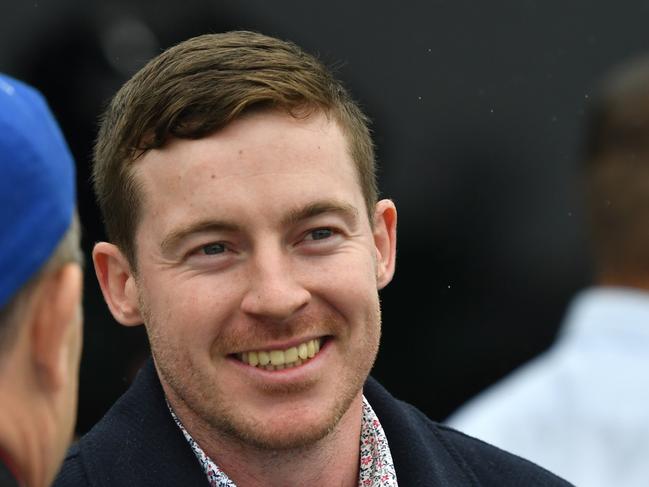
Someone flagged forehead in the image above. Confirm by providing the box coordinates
[133,109,365,231]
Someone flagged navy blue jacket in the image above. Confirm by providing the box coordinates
[54,359,571,486]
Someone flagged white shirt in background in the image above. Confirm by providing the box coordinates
[447,287,649,487]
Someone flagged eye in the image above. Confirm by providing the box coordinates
[306,228,334,241]
[201,242,226,255]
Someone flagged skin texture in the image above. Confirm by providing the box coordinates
[93,109,397,486]
[0,263,83,487]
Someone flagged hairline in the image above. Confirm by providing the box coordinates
[122,107,377,271]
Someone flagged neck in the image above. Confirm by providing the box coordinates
[0,400,43,487]
[597,272,649,292]
[0,349,55,487]
[174,394,363,487]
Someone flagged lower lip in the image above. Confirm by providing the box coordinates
[228,339,331,379]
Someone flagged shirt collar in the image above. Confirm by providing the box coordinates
[560,287,649,348]
[168,396,398,487]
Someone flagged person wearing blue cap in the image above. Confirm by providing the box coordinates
[0,74,83,487]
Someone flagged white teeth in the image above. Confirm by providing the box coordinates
[270,350,285,366]
[258,351,270,366]
[285,347,298,363]
[248,351,259,367]
[298,343,308,360]
[239,339,323,369]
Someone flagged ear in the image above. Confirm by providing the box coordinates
[372,199,397,290]
[31,263,83,392]
[92,242,143,326]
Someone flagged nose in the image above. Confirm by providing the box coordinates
[240,245,311,322]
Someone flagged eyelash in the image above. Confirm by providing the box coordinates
[189,226,340,259]
[200,242,227,255]
[304,227,335,241]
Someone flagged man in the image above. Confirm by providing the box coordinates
[447,56,649,487]
[55,31,569,486]
[0,74,83,487]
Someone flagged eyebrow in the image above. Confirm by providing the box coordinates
[281,200,359,228]
[160,199,359,254]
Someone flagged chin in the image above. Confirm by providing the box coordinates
[233,421,334,451]
[220,404,349,451]
[209,393,361,452]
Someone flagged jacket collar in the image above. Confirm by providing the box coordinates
[77,358,464,486]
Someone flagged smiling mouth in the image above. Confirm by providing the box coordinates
[234,338,325,371]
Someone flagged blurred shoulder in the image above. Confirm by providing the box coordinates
[433,420,573,486]
[365,376,572,486]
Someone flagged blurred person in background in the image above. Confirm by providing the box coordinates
[0,74,83,487]
[54,31,571,486]
[447,55,649,487]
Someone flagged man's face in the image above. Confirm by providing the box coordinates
[130,109,395,450]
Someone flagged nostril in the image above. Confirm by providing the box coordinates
[240,283,311,321]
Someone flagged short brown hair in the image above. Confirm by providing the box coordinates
[94,31,377,267]
[583,55,649,278]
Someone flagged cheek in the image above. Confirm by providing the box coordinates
[313,253,379,320]
[141,276,239,345]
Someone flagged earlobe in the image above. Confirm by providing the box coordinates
[372,199,397,290]
[92,242,143,326]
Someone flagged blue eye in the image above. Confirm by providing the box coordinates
[309,228,333,240]
[202,243,226,255]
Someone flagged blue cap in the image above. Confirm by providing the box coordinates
[0,74,76,309]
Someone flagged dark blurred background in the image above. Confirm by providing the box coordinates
[2,0,644,434]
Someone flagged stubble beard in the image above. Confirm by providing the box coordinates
[142,292,382,452]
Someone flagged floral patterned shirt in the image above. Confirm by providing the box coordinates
[168,396,398,486]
